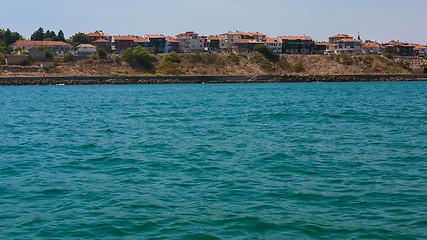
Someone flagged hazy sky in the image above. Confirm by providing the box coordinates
[1,0,426,44]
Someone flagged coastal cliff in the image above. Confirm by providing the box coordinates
[0,53,412,78]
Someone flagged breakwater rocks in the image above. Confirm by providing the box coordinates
[0,74,426,86]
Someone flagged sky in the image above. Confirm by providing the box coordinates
[1,0,426,44]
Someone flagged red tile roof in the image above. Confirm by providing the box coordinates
[165,36,179,43]
[315,41,330,46]
[93,38,109,43]
[278,36,313,41]
[329,34,353,39]
[264,38,281,43]
[234,39,262,44]
[87,32,102,37]
[11,41,72,47]
[146,34,165,39]
[414,45,427,50]
[335,39,361,43]
[208,35,220,40]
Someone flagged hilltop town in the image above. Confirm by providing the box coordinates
[1,28,426,76]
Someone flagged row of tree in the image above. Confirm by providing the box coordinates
[30,27,65,42]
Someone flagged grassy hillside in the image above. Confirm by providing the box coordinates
[1,53,410,77]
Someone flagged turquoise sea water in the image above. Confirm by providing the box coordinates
[0,82,426,239]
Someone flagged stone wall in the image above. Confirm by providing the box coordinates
[0,74,425,86]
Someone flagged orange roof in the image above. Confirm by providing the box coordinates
[176,31,199,37]
[335,39,361,43]
[264,38,281,43]
[93,38,109,43]
[315,41,330,46]
[278,36,313,41]
[165,36,179,43]
[113,35,136,41]
[362,41,381,48]
[134,36,149,43]
[12,41,72,47]
[329,34,353,39]
[208,35,220,40]
[246,32,267,37]
[87,32,102,37]
[234,39,262,44]
[146,34,165,39]
[414,45,427,50]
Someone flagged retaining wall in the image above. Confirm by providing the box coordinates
[0,74,425,86]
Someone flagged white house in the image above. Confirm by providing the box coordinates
[76,44,96,56]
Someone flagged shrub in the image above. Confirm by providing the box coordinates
[384,52,393,59]
[164,52,181,63]
[401,62,410,70]
[228,52,239,65]
[253,44,279,62]
[155,61,184,75]
[254,52,274,71]
[341,54,353,65]
[38,46,54,59]
[0,52,4,64]
[293,62,304,72]
[96,47,107,59]
[63,52,75,62]
[123,46,157,71]
[20,52,35,66]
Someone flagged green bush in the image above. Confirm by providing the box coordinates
[293,62,304,72]
[254,52,274,71]
[123,46,156,71]
[20,52,35,66]
[0,52,4,64]
[341,54,353,65]
[253,44,279,62]
[155,61,184,75]
[164,52,181,63]
[96,47,107,59]
[401,62,410,70]
[228,52,240,65]
[63,52,75,62]
[38,46,54,59]
[384,52,393,59]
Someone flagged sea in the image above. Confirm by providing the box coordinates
[0,82,426,239]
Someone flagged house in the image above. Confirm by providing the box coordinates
[264,38,282,54]
[313,42,329,55]
[175,32,204,53]
[87,30,111,44]
[362,40,384,55]
[383,41,415,56]
[146,34,166,53]
[24,47,46,60]
[5,55,28,65]
[278,36,314,54]
[93,38,111,52]
[219,31,267,52]
[11,41,74,56]
[205,35,220,52]
[165,36,179,53]
[76,44,96,56]
[413,45,427,57]
[326,34,362,55]
[329,34,353,44]
[234,39,262,53]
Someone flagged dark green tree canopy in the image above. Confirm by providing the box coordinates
[253,44,279,62]
[69,32,89,46]
[123,46,157,71]
[31,27,45,41]
[0,28,24,49]
[164,52,181,63]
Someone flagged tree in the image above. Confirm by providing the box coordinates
[31,27,45,41]
[253,44,279,62]
[70,32,89,46]
[96,47,107,59]
[57,30,65,42]
[20,52,35,66]
[123,46,156,71]
[293,62,304,72]
[0,52,5,64]
[63,52,75,62]
[164,52,181,63]
[38,46,54,59]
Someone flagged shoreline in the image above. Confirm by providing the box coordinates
[0,74,426,86]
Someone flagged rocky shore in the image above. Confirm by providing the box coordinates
[0,74,425,86]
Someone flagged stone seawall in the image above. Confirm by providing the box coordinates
[0,74,425,86]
